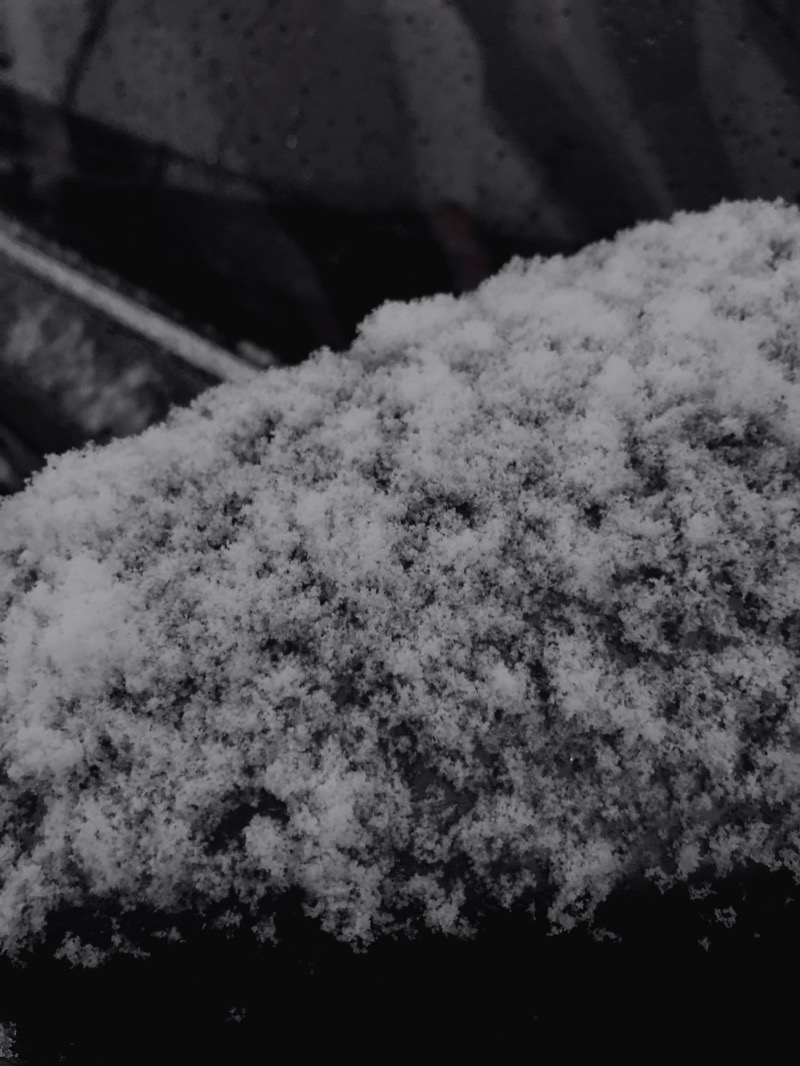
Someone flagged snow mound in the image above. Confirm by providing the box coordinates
[1,198,799,964]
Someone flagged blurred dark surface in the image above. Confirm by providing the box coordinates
[1,0,799,373]
[0,112,566,367]
[0,208,226,495]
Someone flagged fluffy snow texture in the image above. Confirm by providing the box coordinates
[1,199,800,965]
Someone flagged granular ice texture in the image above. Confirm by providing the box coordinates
[0,198,799,965]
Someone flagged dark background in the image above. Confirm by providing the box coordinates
[1,0,799,366]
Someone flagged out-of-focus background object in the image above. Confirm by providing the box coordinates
[0,209,261,493]
[0,0,799,490]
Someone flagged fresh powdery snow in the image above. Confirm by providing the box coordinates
[1,198,799,966]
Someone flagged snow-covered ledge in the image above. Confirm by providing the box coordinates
[0,198,798,968]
